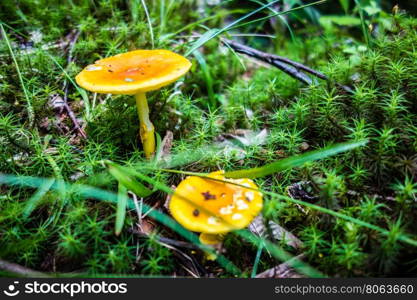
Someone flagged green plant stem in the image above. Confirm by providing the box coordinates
[193,50,216,108]
[140,0,154,49]
[224,140,368,179]
[251,242,264,278]
[229,0,327,31]
[1,24,34,127]
[115,182,128,236]
[135,92,155,159]
[355,0,370,46]
[185,0,282,56]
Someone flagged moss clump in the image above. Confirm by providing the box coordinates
[1,1,417,277]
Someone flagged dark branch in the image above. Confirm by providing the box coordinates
[128,228,200,250]
[62,30,87,139]
[0,259,50,277]
[222,39,353,93]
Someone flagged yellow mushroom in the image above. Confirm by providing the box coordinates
[169,171,263,252]
[76,49,192,159]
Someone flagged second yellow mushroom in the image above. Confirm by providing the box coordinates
[169,171,263,247]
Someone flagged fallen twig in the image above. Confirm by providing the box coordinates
[61,30,87,139]
[222,38,353,93]
[0,259,50,277]
[128,228,200,250]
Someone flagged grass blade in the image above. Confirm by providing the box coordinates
[193,50,216,108]
[224,139,368,179]
[229,0,327,31]
[185,0,281,56]
[129,0,140,22]
[249,0,296,41]
[339,0,350,14]
[140,0,155,48]
[0,24,35,127]
[153,132,163,163]
[250,242,264,278]
[185,28,219,56]
[354,0,371,46]
[115,182,128,236]
[22,178,55,219]
[107,162,153,197]
[237,229,324,277]
[273,192,417,248]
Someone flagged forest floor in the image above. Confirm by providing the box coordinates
[1,0,417,277]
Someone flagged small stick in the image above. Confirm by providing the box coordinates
[128,228,200,250]
[63,84,87,138]
[65,30,80,65]
[61,30,87,139]
[222,39,353,93]
[0,259,50,277]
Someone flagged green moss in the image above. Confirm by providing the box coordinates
[1,1,417,277]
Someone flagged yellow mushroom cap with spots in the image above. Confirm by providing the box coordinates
[75,50,192,95]
[169,171,263,234]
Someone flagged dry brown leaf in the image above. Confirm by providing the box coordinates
[137,218,155,235]
[161,130,174,158]
[249,215,303,249]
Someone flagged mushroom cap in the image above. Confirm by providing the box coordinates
[169,171,263,234]
[75,50,192,95]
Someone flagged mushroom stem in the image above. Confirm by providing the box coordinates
[135,92,155,159]
[199,233,224,261]
[199,233,224,245]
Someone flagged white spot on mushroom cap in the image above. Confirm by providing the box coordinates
[85,65,102,71]
[124,77,135,82]
[232,191,243,203]
[236,199,248,210]
[245,191,254,201]
[219,205,234,215]
[232,213,243,220]
[208,216,219,225]
[186,185,195,192]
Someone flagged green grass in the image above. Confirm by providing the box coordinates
[1,0,417,278]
